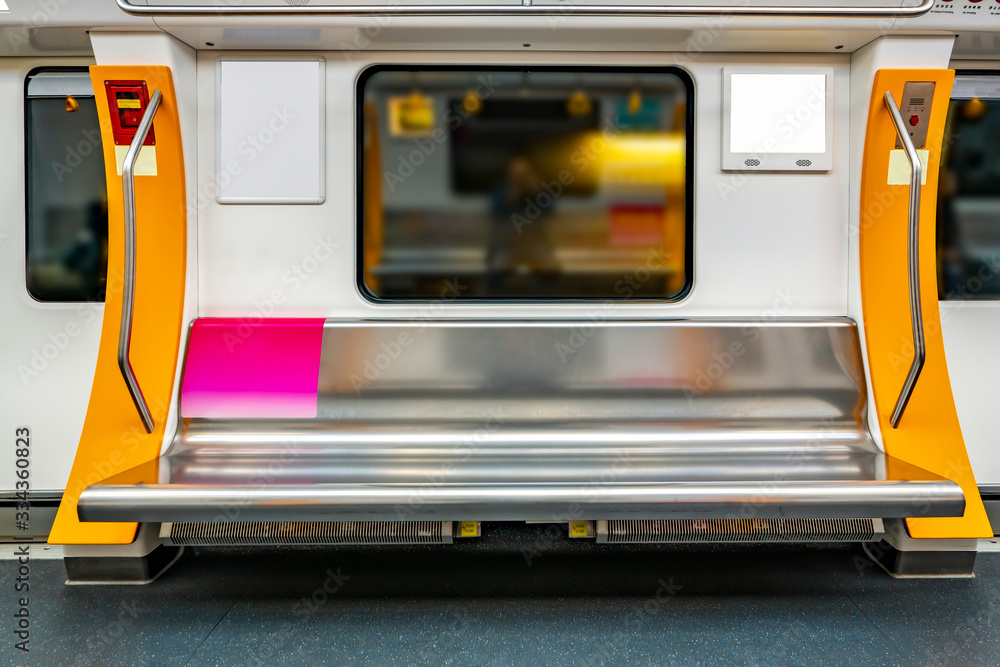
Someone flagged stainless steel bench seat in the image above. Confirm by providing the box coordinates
[77,319,966,524]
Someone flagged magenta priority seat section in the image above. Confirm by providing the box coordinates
[181,318,326,418]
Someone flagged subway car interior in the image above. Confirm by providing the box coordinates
[1,0,1000,628]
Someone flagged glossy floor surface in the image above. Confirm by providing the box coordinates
[2,525,998,666]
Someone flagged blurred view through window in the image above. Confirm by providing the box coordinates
[938,74,1000,300]
[360,67,692,300]
[25,69,109,302]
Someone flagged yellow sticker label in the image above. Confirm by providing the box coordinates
[117,99,142,109]
[887,149,929,186]
[460,522,478,537]
[570,521,589,538]
[114,145,157,177]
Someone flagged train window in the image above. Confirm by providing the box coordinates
[938,73,1000,301]
[25,69,109,302]
[358,66,693,301]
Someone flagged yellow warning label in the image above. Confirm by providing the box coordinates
[887,149,929,186]
[117,99,141,109]
[570,521,589,538]
[460,522,478,537]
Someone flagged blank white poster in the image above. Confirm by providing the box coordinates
[218,59,325,203]
[729,73,826,155]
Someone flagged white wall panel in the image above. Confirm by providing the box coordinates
[941,303,1000,485]
[197,50,851,321]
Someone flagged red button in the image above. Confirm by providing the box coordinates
[909,115,920,126]
[121,109,142,127]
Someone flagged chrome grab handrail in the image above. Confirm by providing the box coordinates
[116,0,934,18]
[118,89,162,435]
[883,91,925,429]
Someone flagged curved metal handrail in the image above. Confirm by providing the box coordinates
[883,90,925,429]
[118,89,162,435]
[115,0,934,18]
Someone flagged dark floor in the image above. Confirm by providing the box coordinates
[3,525,998,666]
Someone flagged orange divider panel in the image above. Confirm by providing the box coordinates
[860,69,991,540]
[49,66,186,545]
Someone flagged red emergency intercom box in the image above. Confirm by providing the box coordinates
[104,80,156,146]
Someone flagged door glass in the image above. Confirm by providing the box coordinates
[359,67,693,302]
[25,69,108,302]
[938,74,1000,301]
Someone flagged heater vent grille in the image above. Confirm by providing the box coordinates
[598,518,883,544]
[161,521,453,546]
